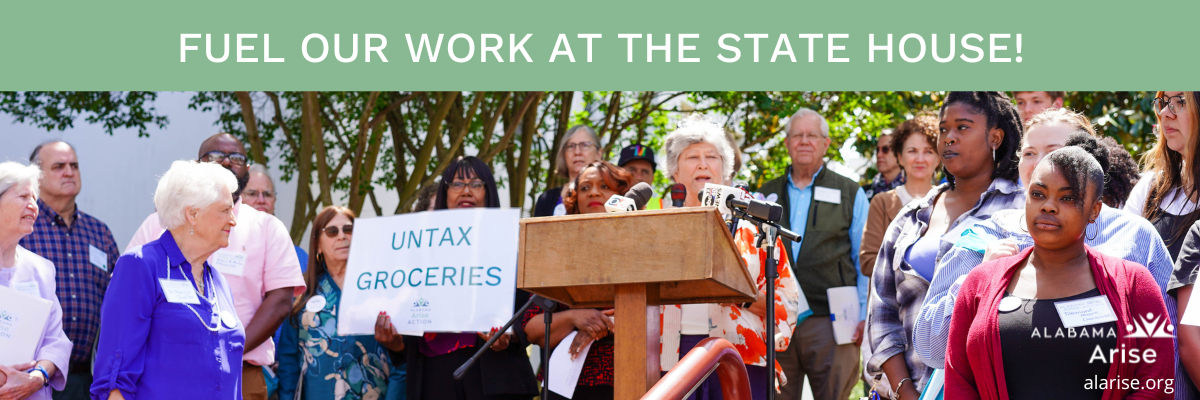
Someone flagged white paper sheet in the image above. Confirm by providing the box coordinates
[548,331,594,399]
[828,286,860,345]
[0,284,52,365]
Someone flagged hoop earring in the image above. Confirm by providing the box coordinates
[1086,221,1098,241]
[1019,212,1028,233]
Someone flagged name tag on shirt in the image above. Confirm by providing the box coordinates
[14,281,39,297]
[159,279,201,304]
[211,250,247,277]
[1054,295,1118,328]
[89,245,108,271]
[814,186,841,204]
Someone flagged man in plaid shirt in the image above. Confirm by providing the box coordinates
[19,140,121,400]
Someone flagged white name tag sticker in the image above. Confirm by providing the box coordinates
[89,245,108,271]
[210,250,247,277]
[306,295,327,313]
[814,186,841,204]
[14,281,40,297]
[1054,295,1118,328]
[159,279,201,305]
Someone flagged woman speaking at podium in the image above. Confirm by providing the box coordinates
[0,162,71,400]
[659,117,803,400]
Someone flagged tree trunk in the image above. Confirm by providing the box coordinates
[291,92,318,243]
[235,91,267,166]
[510,92,543,211]
[348,92,380,215]
[304,92,334,207]
[545,92,573,190]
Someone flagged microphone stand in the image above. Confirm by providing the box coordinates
[454,294,558,400]
[732,209,799,400]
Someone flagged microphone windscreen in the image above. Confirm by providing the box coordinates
[625,182,654,210]
[670,183,688,201]
[768,203,784,223]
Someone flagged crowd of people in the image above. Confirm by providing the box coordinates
[0,91,1198,400]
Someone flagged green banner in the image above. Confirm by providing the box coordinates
[0,0,1187,90]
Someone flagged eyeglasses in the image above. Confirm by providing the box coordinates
[449,181,486,192]
[323,224,353,238]
[201,151,249,166]
[877,145,891,154]
[564,141,597,152]
[243,189,275,200]
[1154,95,1188,116]
[788,133,827,142]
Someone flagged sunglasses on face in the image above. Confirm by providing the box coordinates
[877,145,891,154]
[323,224,353,238]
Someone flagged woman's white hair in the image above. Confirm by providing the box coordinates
[0,162,41,198]
[663,116,737,181]
[154,160,239,230]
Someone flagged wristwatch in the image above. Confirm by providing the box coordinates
[30,365,50,387]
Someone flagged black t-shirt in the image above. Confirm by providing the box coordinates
[999,288,1117,400]
[1171,219,1200,293]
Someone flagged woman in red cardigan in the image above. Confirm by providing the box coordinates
[945,146,1175,400]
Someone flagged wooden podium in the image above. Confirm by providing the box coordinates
[517,207,757,400]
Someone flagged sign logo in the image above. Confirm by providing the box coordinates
[1126,312,1174,338]
[413,298,431,308]
[0,310,14,322]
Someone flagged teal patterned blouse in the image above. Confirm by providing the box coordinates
[278,273,394,400]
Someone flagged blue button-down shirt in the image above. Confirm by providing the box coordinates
[785,166,870,320]
[92,230,245,400]
[19,199,120,364]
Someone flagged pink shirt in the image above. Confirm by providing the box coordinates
[125,202,305,366]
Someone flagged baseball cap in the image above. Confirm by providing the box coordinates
[617,144,657,170]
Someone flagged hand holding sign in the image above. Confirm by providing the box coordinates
[373,312,405,352]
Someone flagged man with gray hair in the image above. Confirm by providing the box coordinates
[19,140,121,400]
[757,108,870,400]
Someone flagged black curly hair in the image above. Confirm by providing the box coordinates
[1098,137,1140,208]
[939,91,1023,189]
[1043,146,1105,211]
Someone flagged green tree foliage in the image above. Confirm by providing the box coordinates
[1,91,1164,241]
[0,91,168,137]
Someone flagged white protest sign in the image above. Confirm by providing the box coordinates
[337,208,520,336]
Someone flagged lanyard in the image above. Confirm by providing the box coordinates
[166,256,222,332]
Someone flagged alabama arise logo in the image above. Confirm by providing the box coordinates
[1126,312,1174,339]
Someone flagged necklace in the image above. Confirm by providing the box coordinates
[167,256,221,332]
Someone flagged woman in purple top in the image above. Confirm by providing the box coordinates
[91,161,245,400]
[0,162,71,400]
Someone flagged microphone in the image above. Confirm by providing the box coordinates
[698,183,784,223]
[670,184,687,207]
[731,196,785,223]
[605,182,655,213]
[625,182,653,210]
[604,195,637,212]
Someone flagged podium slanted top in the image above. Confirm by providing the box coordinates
[517,207,756,308]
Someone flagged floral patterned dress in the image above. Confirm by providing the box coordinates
[660,219,806,390]
[278,273,394,400]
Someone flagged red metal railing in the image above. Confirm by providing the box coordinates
[641,338,752,400]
